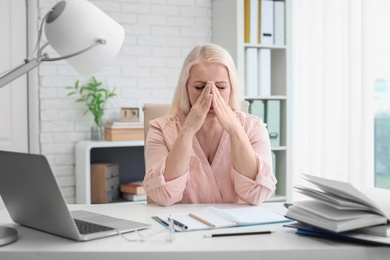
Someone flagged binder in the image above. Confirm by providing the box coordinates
[244,0,259,44]
[260,0,274,45]
[274,0,285,46]
[249,100,265,120]
[245,48,258,96]
[265,100,280,147]
[258,48,271,96]
[244,0,250,43]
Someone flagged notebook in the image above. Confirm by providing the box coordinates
[0,150,150,241]
[155,206,290,231]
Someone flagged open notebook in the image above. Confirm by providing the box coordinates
[154,206,290,231]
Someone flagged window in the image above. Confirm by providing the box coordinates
[374,79,390,189]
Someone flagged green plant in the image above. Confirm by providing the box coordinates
[66,77,117,128]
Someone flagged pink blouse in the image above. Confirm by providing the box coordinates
[143,111,277,206]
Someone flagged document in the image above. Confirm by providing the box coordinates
[285,174,390,233]
[155,206,290,232]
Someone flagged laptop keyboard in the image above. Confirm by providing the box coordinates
[74,218,115,235]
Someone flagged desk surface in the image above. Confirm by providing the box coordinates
[0,203,389,260]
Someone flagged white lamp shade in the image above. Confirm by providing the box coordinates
[44,0,125,76]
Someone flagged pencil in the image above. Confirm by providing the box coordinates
[204,231,274,238]
[189,213,216,228]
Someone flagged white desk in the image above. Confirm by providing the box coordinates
[0,203,389,260]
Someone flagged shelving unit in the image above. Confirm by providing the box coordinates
[75,140,145,204]
[212,0,292,202]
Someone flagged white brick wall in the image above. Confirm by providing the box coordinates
[37,0,212,203]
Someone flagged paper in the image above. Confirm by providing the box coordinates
[155,206,290,232]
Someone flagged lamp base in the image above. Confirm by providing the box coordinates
[0,226,18,246]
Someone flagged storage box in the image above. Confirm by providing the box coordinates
[91,162,120,203]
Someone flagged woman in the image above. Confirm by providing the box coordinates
[143,44,276,206]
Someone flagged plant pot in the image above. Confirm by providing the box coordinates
[91,125,104,141]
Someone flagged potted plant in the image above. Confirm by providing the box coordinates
[66,77,116,140]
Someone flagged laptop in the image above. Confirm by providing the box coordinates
[0,150,150,241]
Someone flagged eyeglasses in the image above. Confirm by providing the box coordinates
[117,216,175,243]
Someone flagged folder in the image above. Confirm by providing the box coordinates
[265,100,280,147]
[258,48,271,96]
[244,0,259,44]
[274,0,285,46]
[245,48,258,96]
[244,0,250,43]
[260,0,274,45]
[249,100,265,120]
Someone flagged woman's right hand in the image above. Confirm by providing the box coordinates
[182,82,213,134]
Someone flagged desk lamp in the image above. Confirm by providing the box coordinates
[0,0,124,245]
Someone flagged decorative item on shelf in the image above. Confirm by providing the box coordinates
[66,77,117,141]
[120,107,140,122]
[104,122,144,141]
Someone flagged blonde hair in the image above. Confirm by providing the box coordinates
[170,44,241,115]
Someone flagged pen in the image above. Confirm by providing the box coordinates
[168,216,188,230]
[203,231,274,238]
[152,216,169,227]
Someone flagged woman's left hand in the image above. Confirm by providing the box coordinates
[211,82,239,134]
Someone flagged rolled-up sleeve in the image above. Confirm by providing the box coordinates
[232,114,277,205]
[143,117,189,206]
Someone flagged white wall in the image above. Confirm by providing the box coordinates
[36,0,212,203]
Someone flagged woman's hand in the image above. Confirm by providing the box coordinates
[182,82,213,134]
[211,81,239,134]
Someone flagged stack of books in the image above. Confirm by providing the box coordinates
[120,181,147,202]
[284,174,390,246]
[104,122,144,141]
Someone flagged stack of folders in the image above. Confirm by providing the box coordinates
[244,0,285,97]
[249,100,280,147]
[284,174,390,246]
[244,0,284,45]
[154,206,291,232]
[104,122,144,141]
[120,181,147,202]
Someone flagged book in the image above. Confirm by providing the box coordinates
[104,122,144,141]
[155,206,290,232]
[122,192,147,201]
[285,222,390,246]
[285,174,390,233]
[105,122,144,129]
[104,132,144,141]
[120,181,145,194]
